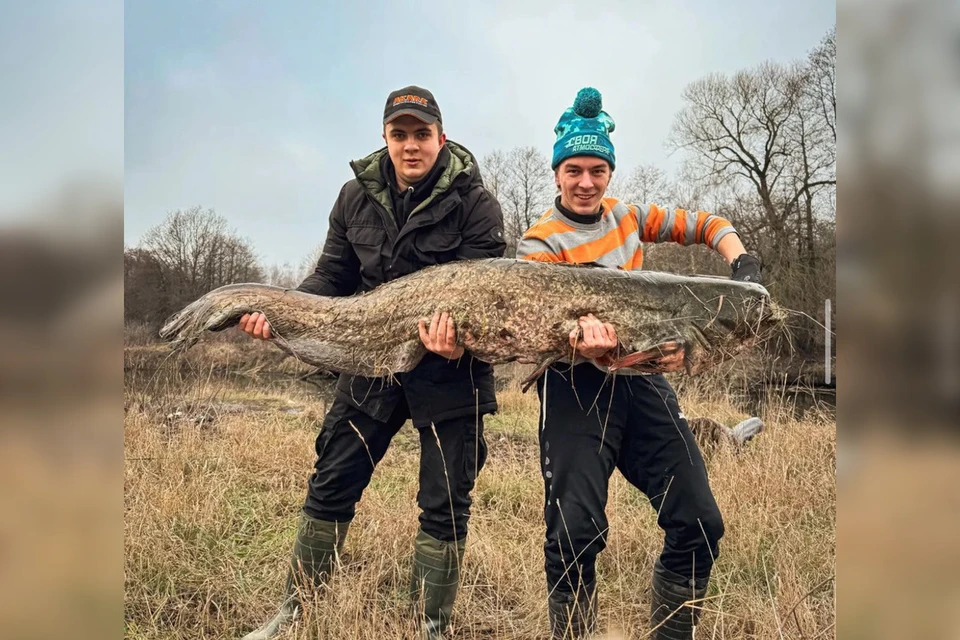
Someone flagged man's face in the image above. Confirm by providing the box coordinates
[383,115,446,189]
[556,157,612,215]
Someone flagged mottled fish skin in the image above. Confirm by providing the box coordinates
[159,258,782,378]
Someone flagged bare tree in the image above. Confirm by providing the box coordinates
[605,169,628,202]
[788,79,836,270]
[795,28,838,269]
[298,243,325,285]
[135,206,264,321]
[124,247,168,325]
[480,149,510,205]
[265,262,301,289]
[142,205,225,301]
[667,27,836,356]
[621,163,674,205]
[807,26,836,145]
[669,58,836,271]
[483,147,554,255]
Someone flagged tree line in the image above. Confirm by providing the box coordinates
[126,28,835,356]
[124,206,266,326]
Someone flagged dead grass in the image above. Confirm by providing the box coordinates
[124,346,835,639]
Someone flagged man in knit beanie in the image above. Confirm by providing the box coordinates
[517,88,762,639]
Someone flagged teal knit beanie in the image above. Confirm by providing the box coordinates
[551,87,616,170]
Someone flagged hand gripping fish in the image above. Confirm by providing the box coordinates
[160,258,781,389]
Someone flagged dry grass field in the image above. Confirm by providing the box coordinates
[124,337,835,639]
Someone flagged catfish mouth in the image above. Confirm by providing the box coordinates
[747,296,783,335]
[158,308,189,341]
[678,292,781,374]
[725,297,785,359]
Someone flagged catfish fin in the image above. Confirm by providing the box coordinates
[607,341,686,373]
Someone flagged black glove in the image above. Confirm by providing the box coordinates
[731,253,762,284]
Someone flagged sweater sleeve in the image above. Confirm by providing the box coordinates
[637,203,737,249]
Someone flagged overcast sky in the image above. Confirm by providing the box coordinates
[123,0,834,266]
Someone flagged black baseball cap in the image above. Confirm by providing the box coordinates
[383,85,442,125]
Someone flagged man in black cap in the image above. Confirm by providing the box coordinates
[238,86,505,640]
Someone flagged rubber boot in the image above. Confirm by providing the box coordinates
[240,514,350,640]
[649,560,709,640]
[547,580,597,639]
[409,528,466,640]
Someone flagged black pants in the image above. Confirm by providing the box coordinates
[303,394,487,542]
[536,364,724,594]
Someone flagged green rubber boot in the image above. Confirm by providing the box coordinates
[649,561,708,640]
[240,513,350,640]
[409,528,466,640]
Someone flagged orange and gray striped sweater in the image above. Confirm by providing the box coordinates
[516,197,736,269]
